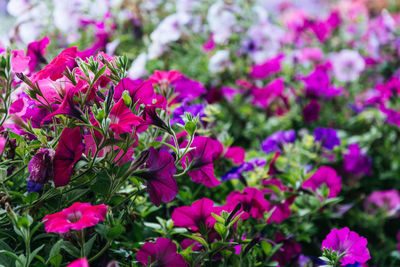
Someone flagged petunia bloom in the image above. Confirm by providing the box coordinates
[343,144,372,176]
[321,227,370,266]
[53,127,84,187]
[43,202,107,233]
[313,127,340,150]
[302,166,341,199]
[331,50,365,82]
[262,130,296,154]
[136,237,188,267]
[33,47,78,81]
[181,136,223,187]
[134,148,177,206]
[67,258,89,267]
[27,36,50,73]
[225,187,269,219]
[364,189,400,217]
[109,98,144,135]
[250,54,284,80]
[171,198,216,232]
[27,148,55,193]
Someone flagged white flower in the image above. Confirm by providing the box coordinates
[207,1,236,44]
[331,50,365,82]
[128,53,148,79]
[150,14,181,45]
[209,50,231,73]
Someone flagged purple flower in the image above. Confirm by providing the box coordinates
[364,189,400,217]
[225,187,269,219]
[171,75,207,102]
[314,127,340,150]
[221,158,266,182]
[181,136,223,187]
[343,144,372,176]
[302,166,341,199]
[302,67,343,99]
[135,148,177,207]
[262,130,296,154]
[321,227,370,266]
[136,237,188,267]
[28,148,55,192]
[302,100,321,123]
[171,103,205,125]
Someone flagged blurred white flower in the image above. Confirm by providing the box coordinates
[209,50,231,73]
[331,50,365,82]
[128,53,148,79]
[207,1,236,44]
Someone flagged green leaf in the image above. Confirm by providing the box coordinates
[0,240,16,267]
[84,235,97,257]
[49,255,62,267]
[0,250,21,266]
[24,192,39,204]
[182,234,209,250]
[29,244,44,263]
[61,241,80,258]
[47,240,62,264]
[107,225,125,240]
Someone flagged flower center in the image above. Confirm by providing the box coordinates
[67,211,82,223]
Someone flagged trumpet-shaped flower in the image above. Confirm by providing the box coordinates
[67,258,89,267]
[181,136,223,187]
[53,127,84,187]
[321,227,370,266]
[109,98,144,135]
[225,187,269,219]
[314,127,340,150]
[135,148,177,206]
[171,198,216,232]
[43,202,107,233]
[137,237,188,267]
[302,166,341,199]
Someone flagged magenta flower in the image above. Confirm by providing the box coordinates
[171,198,216,232]
[67,258,89,267]
[136,237,188,267]
[41,87,84,125]
[302,100,321,123]
[149,70,182,85]
[181,136,223,187]
[250,54,284,80]
[27,36,50,73]
[27,148,55,193]
[114,78,161,107]
[135,148,177,206]
[302,166,341,199]
[321,227,370,266]
[0,136,6,155]
[267,196,296,224]
[54,127,84,187]
[343,144,372,176]
[272,232,302,265]
[33,47,78,81]
[11,50,30,72]
[251,78,286,109]
[364,189,400,217]
[43,202,107,233]
[225,187,269,219]
[109,98,144,135]
[224,146,245,165]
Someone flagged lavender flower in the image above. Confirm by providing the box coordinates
[262,130,296,154]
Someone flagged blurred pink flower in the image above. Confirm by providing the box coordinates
[302,166,341,199]
[321,227,370,266]
[364,189,400,217]
[43,202,107,233]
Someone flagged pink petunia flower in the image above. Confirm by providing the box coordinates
[302,166,341,199]
[181,136,224,187]
[149,70,182,92]
[224,187,269,220]
[135,148,177,206]
[224,146,245,165]
[11,50,30,72]
[67,258,89,267]
[321,227,370,266]
[53,127,84,187]
[33,47,78,81]
[136,237,188,267]
[343,144,372,176]
[364,189,400,217]
[171,198,216,232]
[27,36,50,73]
[109,98,144,135]
[250,54,284,80]
[43,202,107,233]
